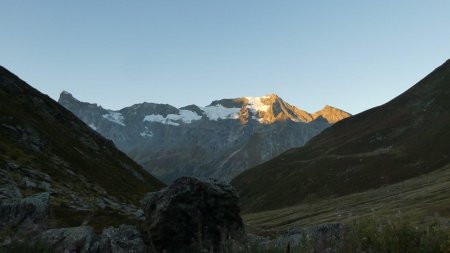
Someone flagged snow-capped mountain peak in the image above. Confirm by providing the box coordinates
[58,91,351,182]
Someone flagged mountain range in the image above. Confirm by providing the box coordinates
[59,93,350,183]
[232,59,450,213]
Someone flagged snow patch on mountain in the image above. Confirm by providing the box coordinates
[143,105,242,125]
[143,109,202,126]
[201,105,241,121]
[88,124,97,130]
[102,112,125,126]
[174,110,203,123]
[143,114,180,126]
[245,96,270,113]
[141,99,272,125]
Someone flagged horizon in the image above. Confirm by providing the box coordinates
[1,1,450,114]
[59,89,350,114]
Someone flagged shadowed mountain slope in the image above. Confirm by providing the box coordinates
[0,66,164,228]
[232,59,450,213]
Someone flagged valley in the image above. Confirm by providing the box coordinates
[244,163,450,233]
[2,1,450,251]
[1,60,449,252]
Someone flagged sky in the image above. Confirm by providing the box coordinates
[0,1,449,114]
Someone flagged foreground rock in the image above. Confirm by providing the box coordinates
[0,191,49,235]
[142,177,246,253]
[0,189,148,253]
[1,177,246,252]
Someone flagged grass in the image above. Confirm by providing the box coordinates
[337,219,449,253]
[243,164,450,233]
[239,164,450,252]
[48,204,140,232]
[227,219,450,253]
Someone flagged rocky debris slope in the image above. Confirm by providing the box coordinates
[59,92,350,182]
[1,192,148,252]
[141,177,246,253]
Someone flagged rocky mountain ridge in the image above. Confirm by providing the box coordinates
[59,92,351,182]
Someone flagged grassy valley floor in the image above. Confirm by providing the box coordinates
[243,164,450,234]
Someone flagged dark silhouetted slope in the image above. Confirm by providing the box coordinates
[0,66,164,228]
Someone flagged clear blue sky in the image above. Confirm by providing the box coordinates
[1,1,449,114]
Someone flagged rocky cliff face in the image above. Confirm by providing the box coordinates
[59,93,350,183]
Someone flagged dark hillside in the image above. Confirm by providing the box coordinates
[232,59,450,213]
[0,66,165,228]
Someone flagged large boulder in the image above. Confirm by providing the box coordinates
[142,177,246,253]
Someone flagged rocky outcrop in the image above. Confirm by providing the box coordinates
[0,184,22,200]
[0,191,49,234]
[2,177,246,252]
[0,183,149,252]
[0,175,246,252]
[142,177,246,253]
[59,92,351,183]
[0,187,50,249]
